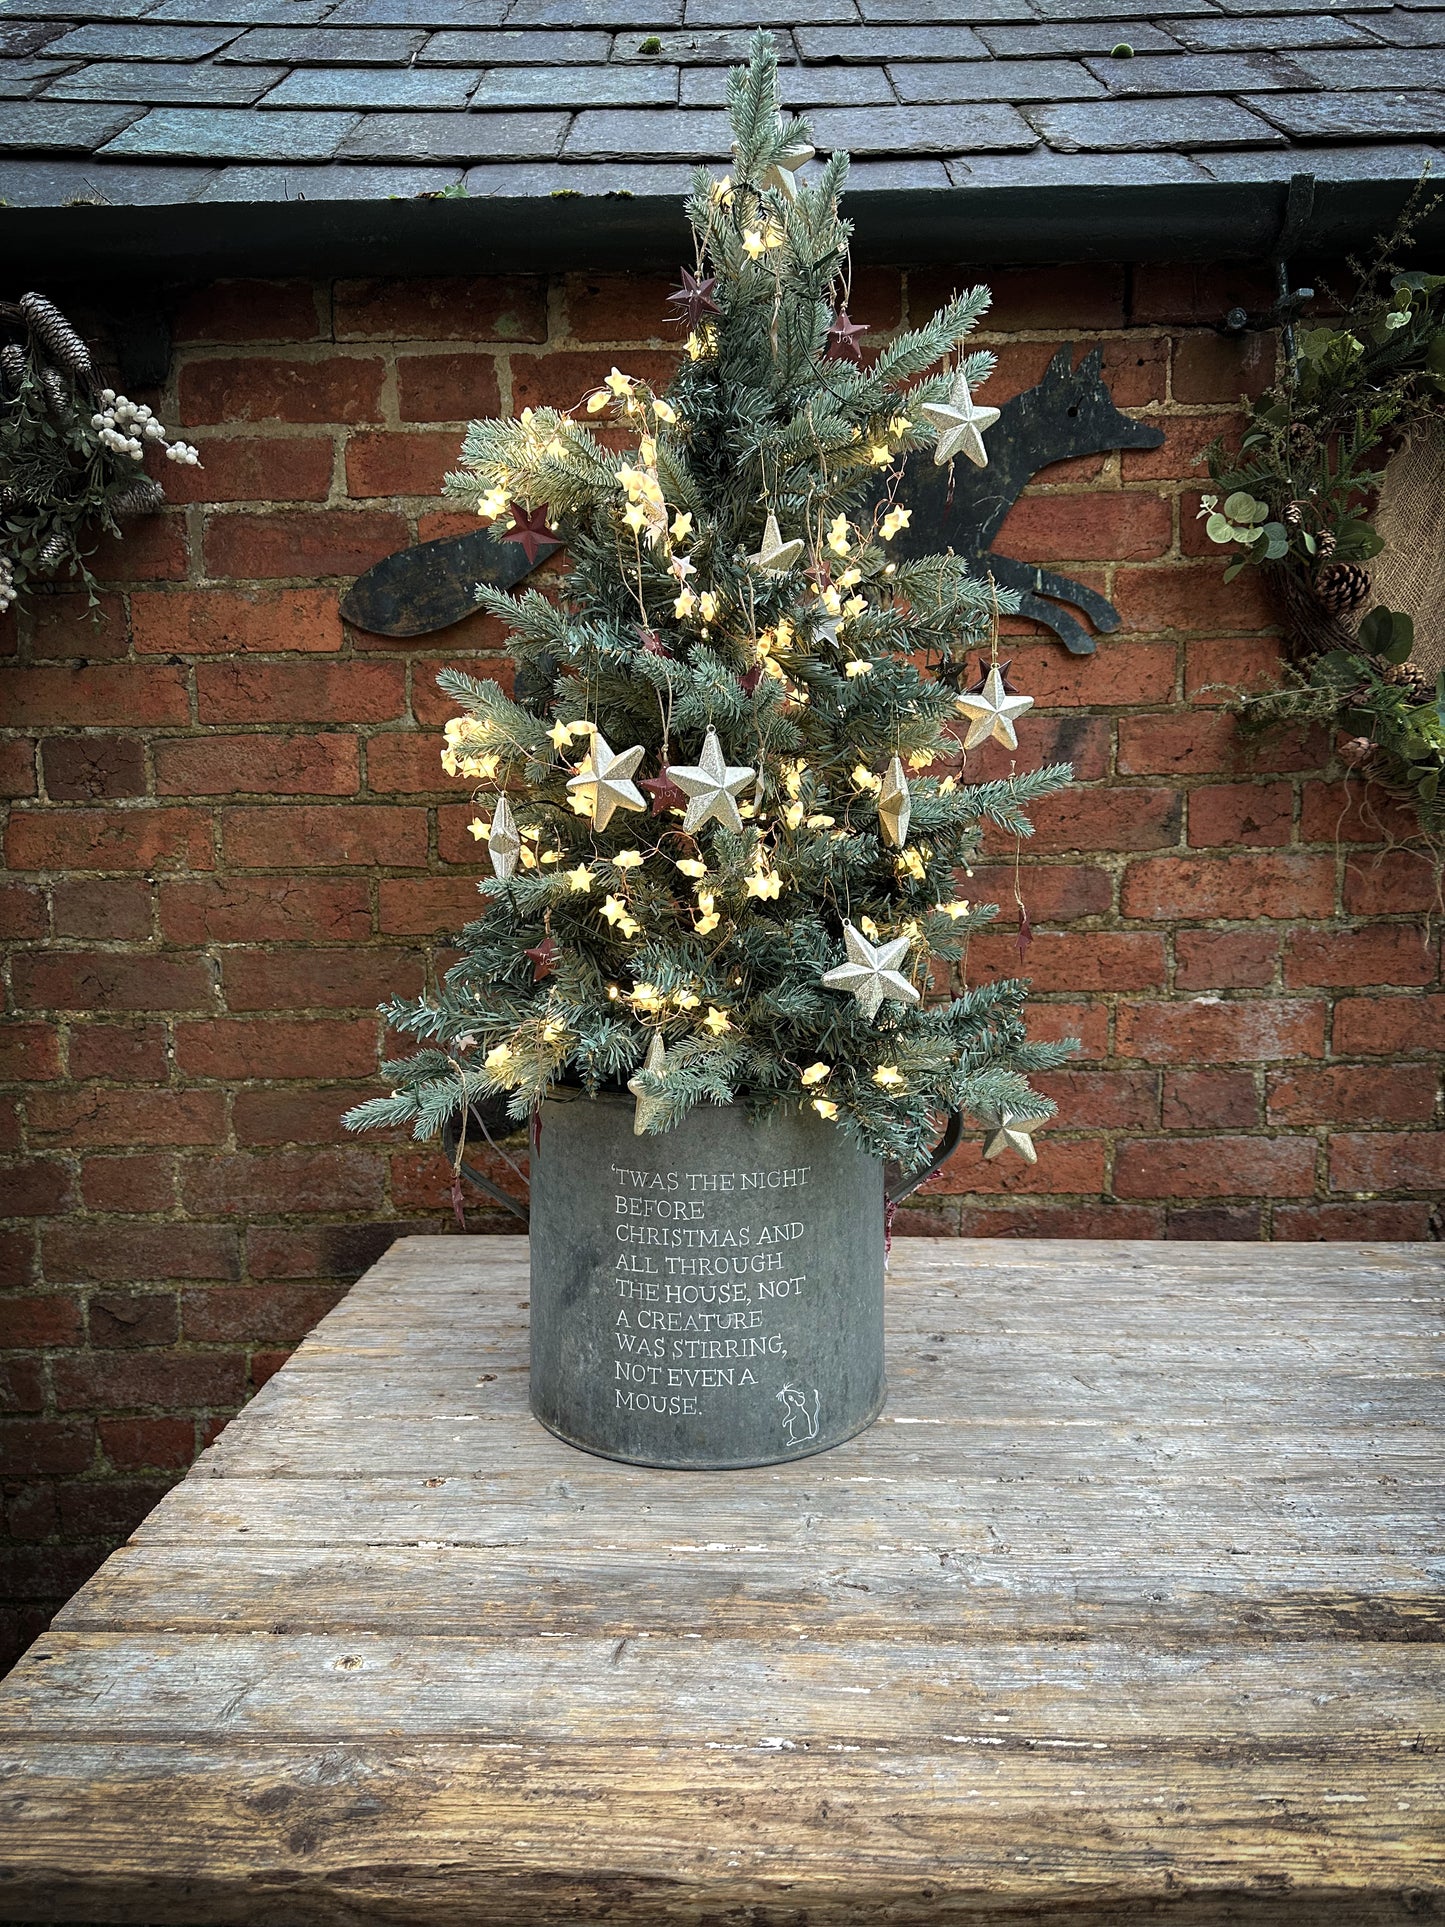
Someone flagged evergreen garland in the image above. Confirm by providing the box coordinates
[348,35,1076,1171]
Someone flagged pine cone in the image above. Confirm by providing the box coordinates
[1315,530,1337,560]
[1383,660,1432,701]
[20,294,91,379]
[110,476,166,518]
[0,342,25,396]
[1314,560,1370,615]
[35,531,69,574]
[39,365,72,419]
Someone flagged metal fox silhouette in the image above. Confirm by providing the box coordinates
[888,344,1164,657]
[341,343,1161,656]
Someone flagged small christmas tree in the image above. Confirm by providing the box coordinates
[348,35,1076,1175]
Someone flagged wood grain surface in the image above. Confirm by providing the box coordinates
[1,1235,1441,1925]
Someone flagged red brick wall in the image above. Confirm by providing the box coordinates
[2,264,1442,1666]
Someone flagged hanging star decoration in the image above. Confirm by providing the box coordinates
[523,934,557,982]
[921,372,1000,468]
[878,755,911,849]
[638,627,671,658]
[500,501,560,565]
[955,664,1035,751]
[966,655,1020,696]
[981,1111,1041,1164]
[748,510,804,575]
[627,1031,670,1136]
[667,267,721,329]
[640,771,689,817]
[486,793,521,880]
[825,309,869,362]
[665,726,756,835]
[566,730,647,830]
[761,140,814,201]
[821,922,921,1021]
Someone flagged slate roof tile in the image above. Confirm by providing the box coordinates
[684,0,858,20]
[262,65,479,106]
[0,96,139,142]
[611,26,786,58]
[0,54,75,90]
[859,0,1036,18]
[1085,51,1318,91]
[44,55,284,95]
[1287,42,1445,81]
[1199,138,1443,173]
[506,0,680,23]
[1357,8,1445,41]
[890,54,1105,96]
[219,27,428,62]
[563,103,729,153]
[682,58,893,98]
[341,105,569,154]
[0,0,157,16]
[324,0,505,22]
[199,159,462,195]
[148,0,335,19]
[102,102,360,153]
[1253,84,1445,131]
[977,21,1182,52]
[475,61,679,104]
[848,153,951,179]
[795,25,988,57]
[810,97,1038,143]
[949,143,1211,178]
[44,18,234,52]
[421,27,613,59]
[0,153,217,195]
[0,17,64,47]
[1031,93,1287,144]
[1164,12,1377,46]
[463,156,697,189]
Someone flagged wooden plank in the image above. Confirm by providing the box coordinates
[54,1543,1445,1644]
[0,1740,1438,1926]
[0,1235,1441,1926]
[7,1632,1443,1746]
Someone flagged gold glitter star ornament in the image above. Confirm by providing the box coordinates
[761,139,814,202]
[921,371,1000,468]
[748,510,804,574]
[485,793,521,880]
[821,922,921,1021]
[565,730,647,831]
[627,1031,670,1136]
[981,1111,1041,1164]
[955,666,1034,750]
[878,754,911,849]
[665,726,756,835]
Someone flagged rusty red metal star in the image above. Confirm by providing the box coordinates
[967,656,1020,695]
[501,502,560,566]
[825,309,869,361]
[667,268,720,329]
[640,773,688,816]
[523,935,558,982]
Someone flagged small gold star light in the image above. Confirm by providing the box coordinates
[666,726,756,834]
[921,371,1000,468]
[982,1112,1040,1164]
[566,731,647,830]
[955,666,1034,751]
[485,793,521,880]
[761,139,814,201]
[749,511,804,574]
[821,922,921,1021]
[627,1032,669,1136]
[878,755,911,849]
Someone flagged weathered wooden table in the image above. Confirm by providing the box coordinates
[1,1237,1442,1924]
